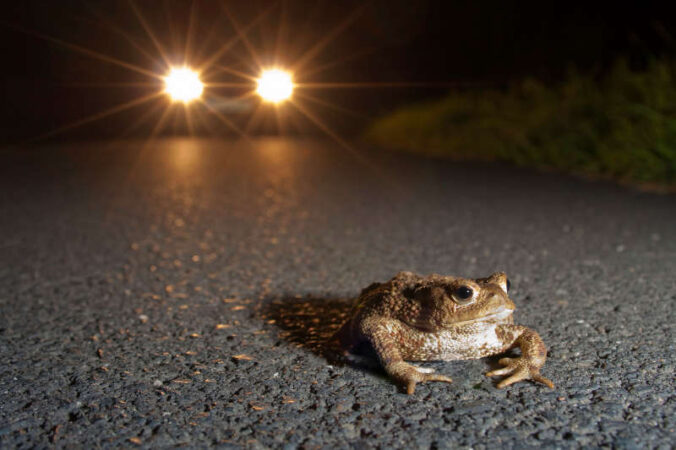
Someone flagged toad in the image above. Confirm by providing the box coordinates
[335,271,554,394]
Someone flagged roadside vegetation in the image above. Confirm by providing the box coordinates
[365,60,676,189]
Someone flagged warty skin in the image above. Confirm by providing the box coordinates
[336,271,554,394]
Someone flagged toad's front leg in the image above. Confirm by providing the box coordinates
[486,325,554,388]
[487,324,554,388]
[360,317,453,394]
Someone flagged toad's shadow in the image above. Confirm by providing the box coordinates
[259,296,354,365]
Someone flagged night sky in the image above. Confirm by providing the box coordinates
[1,0,674,141]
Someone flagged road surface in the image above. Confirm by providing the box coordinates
[1,138,674,448]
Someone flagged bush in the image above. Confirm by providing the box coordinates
[365,60,676,187]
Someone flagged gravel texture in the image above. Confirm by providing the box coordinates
[0,138,674,448]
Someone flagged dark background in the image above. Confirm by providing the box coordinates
[2,3,676,447]
[1,0,675,142]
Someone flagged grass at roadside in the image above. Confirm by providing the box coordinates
[365,60,676,189]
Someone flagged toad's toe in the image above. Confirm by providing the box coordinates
[388,361,453,394]
[486,357,554,389]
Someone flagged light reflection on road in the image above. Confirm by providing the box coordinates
[166,138,203,177]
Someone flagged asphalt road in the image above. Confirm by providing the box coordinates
[1,138,674,448]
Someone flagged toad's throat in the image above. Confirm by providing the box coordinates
[446,306,514,327]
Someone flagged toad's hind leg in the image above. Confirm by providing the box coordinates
[359,317,452,394]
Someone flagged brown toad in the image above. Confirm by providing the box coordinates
[335,271,554,394]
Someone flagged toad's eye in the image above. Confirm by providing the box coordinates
[506,278,511,292]
[453,286,474,304]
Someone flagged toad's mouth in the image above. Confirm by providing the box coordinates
[450,306,514,327]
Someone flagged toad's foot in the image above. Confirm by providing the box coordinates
[387,361,453,394]
[486,357,554,389]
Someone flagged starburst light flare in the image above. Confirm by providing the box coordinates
[164,67,204,103]
[256,69,294,103]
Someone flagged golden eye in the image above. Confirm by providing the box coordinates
[453,286,474,304]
